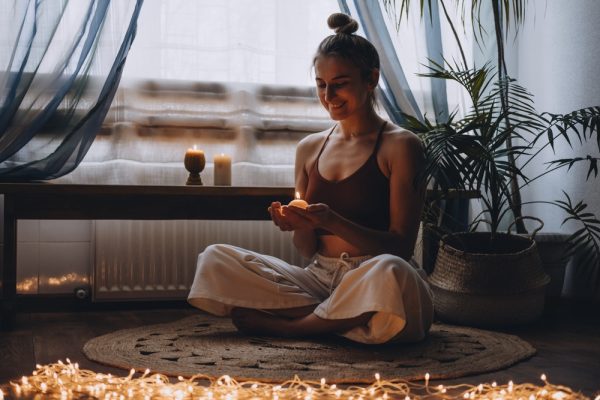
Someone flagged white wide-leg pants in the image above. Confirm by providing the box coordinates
[188,244,434,344]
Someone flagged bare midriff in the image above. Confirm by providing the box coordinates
[317,235,365,258]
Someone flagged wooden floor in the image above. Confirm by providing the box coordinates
[1,300,599,397]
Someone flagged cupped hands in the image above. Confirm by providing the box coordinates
[268,202,332,232]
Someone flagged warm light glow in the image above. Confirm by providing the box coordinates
[288,191,308,209]
[46,273,89,287]
[2,362,593,400]
[16,278,36,292]
[187,145,203,154]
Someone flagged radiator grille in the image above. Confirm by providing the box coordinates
[93,220,305,300]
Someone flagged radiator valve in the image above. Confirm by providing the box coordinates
[74,287,90,300]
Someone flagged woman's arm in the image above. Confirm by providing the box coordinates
[291,137,319,258]
[268,134,323,258]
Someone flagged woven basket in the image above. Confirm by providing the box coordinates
[428,232,550,327]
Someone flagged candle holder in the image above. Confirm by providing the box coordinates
[184,151,205,185]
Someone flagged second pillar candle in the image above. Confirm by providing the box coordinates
[214,153,232,186]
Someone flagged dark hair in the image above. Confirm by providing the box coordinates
[313,13,380,81]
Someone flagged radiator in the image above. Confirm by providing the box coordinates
[93,220,306,300]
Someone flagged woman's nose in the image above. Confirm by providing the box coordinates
[324,85,336,101]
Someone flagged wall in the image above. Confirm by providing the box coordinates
[508,0,600,297]
[508,0,600,232]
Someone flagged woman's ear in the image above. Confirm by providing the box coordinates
[368,68,380,90]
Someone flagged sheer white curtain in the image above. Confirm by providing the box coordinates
[122,0,338,86]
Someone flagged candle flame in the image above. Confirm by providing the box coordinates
[193,144,197,150]
[221,153,225,157]
[295,191,301,199]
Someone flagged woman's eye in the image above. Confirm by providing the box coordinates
[317,82,347,90]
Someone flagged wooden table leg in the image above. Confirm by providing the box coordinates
[1,196,17,330]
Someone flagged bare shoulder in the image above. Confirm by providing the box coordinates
[296,128,331,159]
[381,123,424,157]
[298,128,330,149]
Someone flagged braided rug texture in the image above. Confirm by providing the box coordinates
[83,314,535,383]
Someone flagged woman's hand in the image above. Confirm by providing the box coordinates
[268,202,333,232]
[283,203,333,231]
[268,202,314,231]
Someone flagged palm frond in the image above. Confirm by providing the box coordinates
[554,192,600,296]
[538,107,600,150]
[547,156,600,180]
[479,77,545,142]
[418,61,495,107]
[382,0,436,29]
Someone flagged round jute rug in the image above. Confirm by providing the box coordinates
[83,314,535,383]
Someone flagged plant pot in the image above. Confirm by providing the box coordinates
[428,232,550,327]
[531,233,569,298]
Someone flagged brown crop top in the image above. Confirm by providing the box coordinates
[305,121,390,236]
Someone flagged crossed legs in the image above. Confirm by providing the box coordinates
[231,305,374,338]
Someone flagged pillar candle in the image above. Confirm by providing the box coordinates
[213,153,232,186]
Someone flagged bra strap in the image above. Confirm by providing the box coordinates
[372,121,387,156]
[310,124,336,174]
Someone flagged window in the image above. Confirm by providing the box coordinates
[122,0,339,85]
[74,1,340,185]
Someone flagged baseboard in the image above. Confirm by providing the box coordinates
[16,294,192,313]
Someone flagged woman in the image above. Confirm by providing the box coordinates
[188,13,433,344]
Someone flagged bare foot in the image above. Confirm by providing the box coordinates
[231,307,375,338]
[231,307,293,337]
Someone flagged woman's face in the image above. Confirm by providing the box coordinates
[314,55,376,121]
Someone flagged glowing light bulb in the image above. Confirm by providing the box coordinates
[7,361,590,400]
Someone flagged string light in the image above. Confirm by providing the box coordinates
[0,361,593,400]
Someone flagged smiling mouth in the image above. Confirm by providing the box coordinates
[330,103,345,110]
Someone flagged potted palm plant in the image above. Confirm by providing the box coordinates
[385,0,600,325]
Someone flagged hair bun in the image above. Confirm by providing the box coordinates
[327,13,359,35]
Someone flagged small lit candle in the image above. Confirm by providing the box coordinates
[185,145,205,170]
[213,153,232,186]
[288,191,308,209]
[184,145,205,185]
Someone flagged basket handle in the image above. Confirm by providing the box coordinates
[507,216,544,241]
[438,219,492,247]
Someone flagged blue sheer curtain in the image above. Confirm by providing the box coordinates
[338,0,448,124]
[0,0,143,180]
